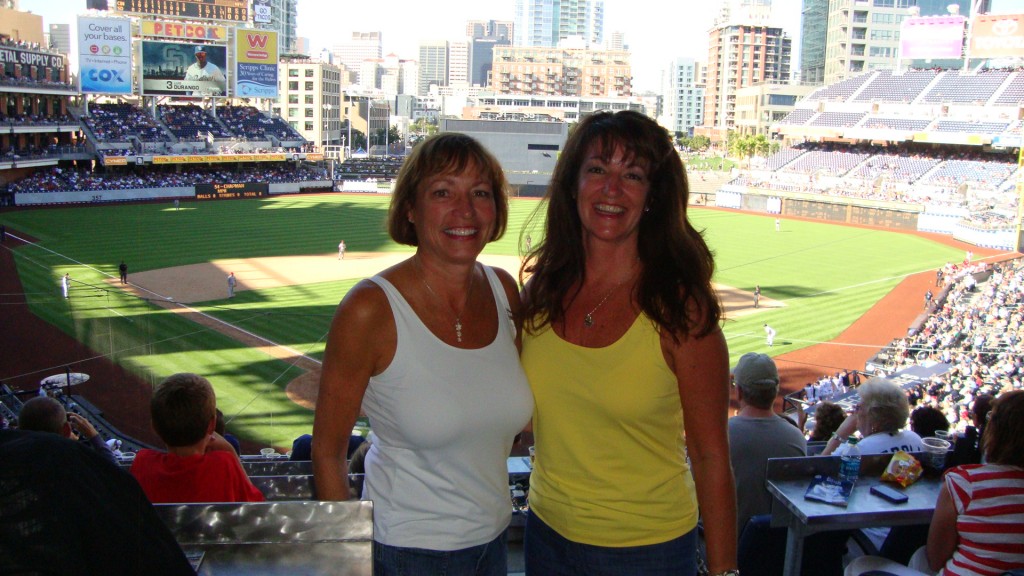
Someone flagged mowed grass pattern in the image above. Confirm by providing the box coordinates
[3,194,965,447]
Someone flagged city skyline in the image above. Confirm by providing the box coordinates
[21,0,802,92]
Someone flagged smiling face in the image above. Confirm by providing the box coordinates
[407,163,497,266]
[575,140,651,249]
[194,50,208,67]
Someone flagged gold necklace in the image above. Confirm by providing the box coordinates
[583,278,628,328]
[416,261,474,343]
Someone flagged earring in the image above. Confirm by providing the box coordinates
[644,206,651,213]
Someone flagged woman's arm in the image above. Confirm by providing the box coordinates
[821,412,858,455]
[926,481,958,571]
[312,281,394,501]
[666,325,737,575]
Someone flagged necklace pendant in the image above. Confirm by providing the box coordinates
[584,314,594,328]
[455,319,463,342]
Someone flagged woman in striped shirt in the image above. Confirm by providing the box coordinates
[846,389,1024,576]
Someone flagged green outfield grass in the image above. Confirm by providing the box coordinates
[3,194,966,447]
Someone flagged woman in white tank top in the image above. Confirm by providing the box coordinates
[312,133,533,576]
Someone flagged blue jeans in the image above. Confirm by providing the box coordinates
[373,530,508,576]
[524,510,697,576]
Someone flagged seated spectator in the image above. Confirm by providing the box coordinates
[290,433,312,461]
[17,396,118,466]
[215,408,241,455]
[822,377,924,457]
[844,390,1024,576]
[728,352,807,534]
[808,401,846,442]
[129,373,264,503]
[0,428,195,575]
[909,405,950,440]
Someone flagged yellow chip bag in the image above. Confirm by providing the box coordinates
[881,451,923,487]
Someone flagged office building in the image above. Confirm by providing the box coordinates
[466,20,513,41]
[491,45,631,97]
[332,32,383,73]
[449,38,471,87]
[418,40,449,96]
[514,0,605,48]
[47,23,71,55]
[702,21,791,140]
[273,58,343,147]
[661,58,705,137]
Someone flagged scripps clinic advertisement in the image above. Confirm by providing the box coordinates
[235,29,278,99]
[78,17,132,95]
[141,40,228,97]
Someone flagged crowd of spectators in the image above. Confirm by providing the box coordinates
[0,112,74,126]
[800,258,1024,444]
[158,104,233,140]
[8,164,329,193]
[334,156,404,179]
[83,103,171,143]
[216,105,304,141]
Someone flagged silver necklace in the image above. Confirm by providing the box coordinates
[583,279,628,328]
[416,261,474,343]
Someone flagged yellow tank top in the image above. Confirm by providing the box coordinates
[521,314,699,547]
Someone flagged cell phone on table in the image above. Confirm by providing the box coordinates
[870,484,909,504]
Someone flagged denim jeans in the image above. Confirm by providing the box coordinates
[373,530,508,576]
[524,510,697,576]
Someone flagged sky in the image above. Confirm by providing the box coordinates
[21,0,802,93]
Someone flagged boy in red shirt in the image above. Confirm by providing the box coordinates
[130,373,264,504]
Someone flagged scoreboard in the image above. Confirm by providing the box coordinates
[114,0,249,22]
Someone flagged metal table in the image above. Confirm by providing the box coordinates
[766,454,942,576]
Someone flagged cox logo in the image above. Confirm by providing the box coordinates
[88,69,125,83]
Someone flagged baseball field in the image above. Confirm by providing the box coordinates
[0,193,1000,449]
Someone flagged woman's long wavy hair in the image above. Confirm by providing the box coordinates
[520,110,721,339]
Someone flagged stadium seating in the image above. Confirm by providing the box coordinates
[853,69,938,103]
[216,105,305,141]
[919,70,1010,104]
[158,104,233,140]
[82,103,171,144]
[992,72,1024,106]
[806,72,876,102]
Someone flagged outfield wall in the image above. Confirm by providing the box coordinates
[718,184,1017,250]
[13,180,334,206]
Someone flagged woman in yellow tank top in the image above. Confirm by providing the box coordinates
[520,110,738,576]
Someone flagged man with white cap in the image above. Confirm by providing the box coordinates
[728,352,806,534]
[183,45,225,95]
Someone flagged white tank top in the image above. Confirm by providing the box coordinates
[362,265,534,550]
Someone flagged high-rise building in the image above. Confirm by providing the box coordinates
[661,58,704,137]
[702,19,791,139]
[47,23,71,55]
[418,40,449,97]
[606,31,626,51]
[490,45,631,97]
[799,0,828,85]
[273,58,343,147]
[466,20,514,42]
[514,0,604,48]
[254,0,298,54]
[448,39,471,87]
[332,32,383,73]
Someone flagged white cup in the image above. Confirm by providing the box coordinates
[528,446,536,468]
[260,447,276,457]
[921,437,951,470]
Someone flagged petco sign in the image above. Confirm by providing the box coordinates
[142,21,227,41]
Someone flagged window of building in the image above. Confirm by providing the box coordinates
[305,69,314,77]
[305,122,314,131]
[288,81,299,90]
[305,81,314,91]
[288,94,298,104]
[305,108,314,117]
[305,94,314,104]
[288,107,298,117]
[288,69,299,77]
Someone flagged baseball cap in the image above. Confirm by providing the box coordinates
[194,45,207,54]
[732,352,779,393]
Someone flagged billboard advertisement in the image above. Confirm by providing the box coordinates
[141,41,227,97]
[141,21,228,41]
[969,14,1024,59]
[253,0,272,24]
[235,29,278,99]
[78,17,132,94]
[899,16,965,59]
